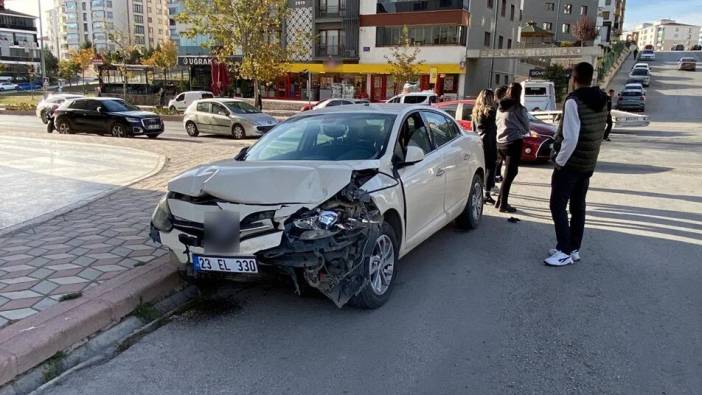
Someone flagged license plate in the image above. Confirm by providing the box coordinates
[147,124,161,130]
[192,255,258,274]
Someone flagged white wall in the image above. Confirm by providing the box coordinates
[358,26,467,65]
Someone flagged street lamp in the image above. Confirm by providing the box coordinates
[37,0,46,87]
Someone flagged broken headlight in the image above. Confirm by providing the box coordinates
[151,194,173,232]
[293,210,341,240]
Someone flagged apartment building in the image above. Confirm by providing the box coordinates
[0,0,41,79]
[46,0,170,60]
[595,0,625,46]
[633,20,701,51]
[522,0,598,43]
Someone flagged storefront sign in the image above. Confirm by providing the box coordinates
[529,69,546,79]
[178,56,214,66]
[429,68,438,84]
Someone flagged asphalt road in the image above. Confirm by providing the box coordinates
[32,52,702,394]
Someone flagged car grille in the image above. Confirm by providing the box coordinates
[172,210,278,244]
[256,125,275,133]
[141,118,161,128]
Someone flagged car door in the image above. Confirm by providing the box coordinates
[421,110,472,217]
[395,111,448,251]
[66,99,89,131]
[210,102,232,135]
[173,93,186,111]
[195,102,212,133]
[83,99,106,133]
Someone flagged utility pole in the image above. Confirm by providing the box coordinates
[37,0,46,81]
[488,0,500,88]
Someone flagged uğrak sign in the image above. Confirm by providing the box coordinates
[178,56,214,66]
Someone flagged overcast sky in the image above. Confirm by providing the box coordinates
[5,0,702,33]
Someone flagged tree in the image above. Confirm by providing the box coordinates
[179,0,305,109]
[143,40,178,83]
[43,46,59,78]
[385,25,424,93]
[544,63,569,102]
[70,47,95,93]
[573,16,598,47]
[107,31,141,98]
[81,40,93,50]
[58,59,79,86]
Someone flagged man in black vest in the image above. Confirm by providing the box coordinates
[545,62,608,267]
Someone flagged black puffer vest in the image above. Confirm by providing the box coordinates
[553,87,608,173]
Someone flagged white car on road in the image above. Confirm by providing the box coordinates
[0,82,18,91]
[35,94,84,124]
[151,104,485,308]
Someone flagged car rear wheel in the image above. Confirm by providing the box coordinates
[185,121,199,137]
[232,124,245,139]
[40,110,49,124]
[456,173,484,230]
[352,222,398,309]
[111,122,129,138]
[56,118,72,134]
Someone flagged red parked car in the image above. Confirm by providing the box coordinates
[436,99,555,162]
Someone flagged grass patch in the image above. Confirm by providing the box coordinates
[42,351,66,382]
[0,94,40,107]
[133,303,161,323]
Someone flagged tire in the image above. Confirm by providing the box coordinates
[232,124,245,139]
[56,118,72,134]
[185,121,199,137]
[147,134,159,139]
[351,222,398,309]
[111,122,129,138]
[40,110,49,124]
[456,173,484,230]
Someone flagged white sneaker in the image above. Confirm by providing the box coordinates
[544,251,574,267]
[548,248,581,262]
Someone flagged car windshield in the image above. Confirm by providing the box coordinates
[102,100,140,112]
[223,101,259,114]
[632,69,648,76]
[525,87,547,96]
[243,113,396,161]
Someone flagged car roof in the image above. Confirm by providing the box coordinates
[198,98,245,103]
[680,57,696,61]
[436,99,476,106]
[294,103,439,117]
[397,91,437,96]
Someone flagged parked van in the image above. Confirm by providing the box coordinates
[520,80,556,111]
[167,91,214,113]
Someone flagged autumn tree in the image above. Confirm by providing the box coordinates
[70,47,95,93]
[143,40,178,83]
[107,31,142,98]
[573,16,598,47]
[58,59,80,86]
[385,26,424,93]
[179,0,305,109]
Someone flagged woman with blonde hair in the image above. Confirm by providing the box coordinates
[472,89,498,204]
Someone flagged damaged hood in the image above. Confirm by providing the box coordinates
[168,160,381,205]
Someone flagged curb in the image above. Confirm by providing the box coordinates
[0,138,167,238]
[0,256,184,389]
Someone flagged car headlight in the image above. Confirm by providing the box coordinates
[126,117,140,123]
[151,194,173,232]
[293,210,341,240]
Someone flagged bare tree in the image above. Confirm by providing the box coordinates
[573,16,598,47]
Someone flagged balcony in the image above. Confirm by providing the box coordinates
[315,44,357,59]
[317,1,346,18]
[376,0,469,13]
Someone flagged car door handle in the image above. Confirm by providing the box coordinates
[436,168,445,177]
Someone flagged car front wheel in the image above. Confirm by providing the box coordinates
[111,122,129,138]
[232,124,245,139]
[185,121,199,137]
[352,222,398,309]
[456,173,484,230]
[56,118,72,134]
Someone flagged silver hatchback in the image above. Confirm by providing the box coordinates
[183,99,278,139]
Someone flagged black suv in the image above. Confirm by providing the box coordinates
[53,97,164,138]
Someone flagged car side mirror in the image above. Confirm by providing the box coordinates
[235,146,249,161]
[97,106,104,113]
[398,145,425,168]
[217,111,228,116]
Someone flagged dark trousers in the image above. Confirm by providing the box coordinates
[549,167,593,254]
[604,114,613,139]
[482,135,497,192]
[496,139,522,208]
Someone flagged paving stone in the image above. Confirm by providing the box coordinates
[110,246,133,257]
[78,268,102,281]
[50,283,89,296]
[73,256,97,267]
[104,238,126,246]
[26,256,49,267]
[29,267,54,279]
[47,263,80,271]
[0,290,42,299]
[0,316,7,328]
[31,280,59,295]
[3,246,31,252]
[66,238,86,247]
[125,244,154,251]
[0,308,37,320]
[0,264,34,272]
[33,297,58,311]
[0,276,36,285]
[87,252,120,260]
[50,268,83,278]
[69,247,89,255]
[0,281,39,293]
[45,253,76,261]
[0,296,8,306]
[1,297,42,310]
[50,276,89,285]
[94,264,127,272]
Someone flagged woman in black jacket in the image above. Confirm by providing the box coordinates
[472,89,498,204]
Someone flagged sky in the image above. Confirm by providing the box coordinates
[5,0,702,33]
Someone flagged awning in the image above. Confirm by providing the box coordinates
[286,63,465,74]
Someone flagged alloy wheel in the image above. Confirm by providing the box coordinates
[232,125,245,139]
[112,124,125,138]
[58,121,70,134]
[368,234,395,296]
[471,180,483,222]
[186,122,198,136]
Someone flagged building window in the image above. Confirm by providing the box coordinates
[135,25,145,34]
[495,73,500,85]
[545,2,555,11]
[563,4,572,14]
[134,15,143,23]
[319,0,344,16]
[507,38,512,49]
[501,0,506,17]
[487,0,494,9]
[602,11,610,19]
[376,25,466,47]
[510,4,515,21]
[133,4,143,13]
[562,24,571,34]
[543,22,553,31]
[580,6,588,15]
[484,31,491,47]
[498,35,503,48]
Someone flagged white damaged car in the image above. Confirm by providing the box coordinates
[151,104,485,308]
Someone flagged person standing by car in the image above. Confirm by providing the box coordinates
[633,48,639,60]
[158,86,165,108]
[545,62,608,267]
[494,85,509,183]
[472,89,498,204]
[495,83,530,213]
[604,89,615,141]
